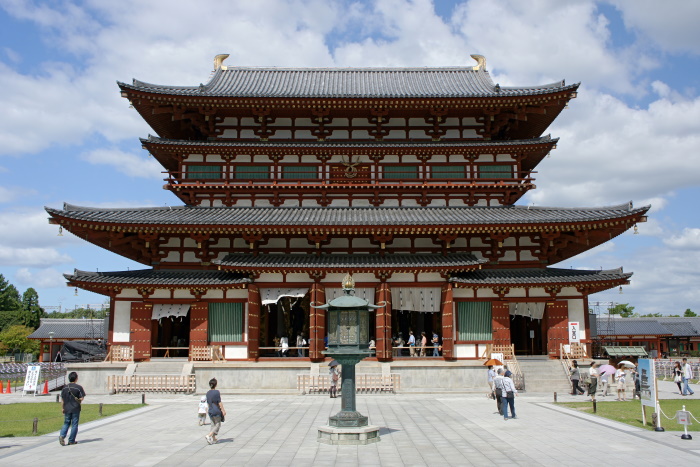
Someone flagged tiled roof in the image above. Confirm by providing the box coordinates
[450,267,632,285]
[28,319,105,340]
[142,135,557,149]
[119,67,578,99]
[215,253,485,271]
[595,319,671,337]
[65,269,251,286]
[46,203,648,227]
[657,318,700,337]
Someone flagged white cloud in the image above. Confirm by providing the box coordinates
[0,185,37,203]
[664,228,700,249]
[81,148,162,179]
[14,267,69,288]
[0,246,72,267]
[0,209,81,248]
[609,0,700,54]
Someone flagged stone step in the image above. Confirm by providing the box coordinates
[133,362,186,375]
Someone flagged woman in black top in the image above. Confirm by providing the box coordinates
[570,361,585,395]
[673,361,683,394]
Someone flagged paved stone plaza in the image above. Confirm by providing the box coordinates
[1,381,699,466]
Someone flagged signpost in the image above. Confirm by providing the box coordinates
[22,365,41,397]
[676,406,692,440]
[568,322,580,343]
[638,358,664,431]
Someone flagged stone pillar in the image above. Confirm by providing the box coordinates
[375,282,392,361]
[247,285,261,360]
[309,281,326,361]
[440,283,454,359]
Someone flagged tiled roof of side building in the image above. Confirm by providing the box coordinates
[46,203,650,227]
[450,267,632,285]
[656,318,700,337]
[28,319,105,340]
[142,135,557,149]
[118,66,578,99]
[215,253,485,270]
[65,269,251,286]
[595,319,672,337]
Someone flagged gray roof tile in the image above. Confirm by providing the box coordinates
[46,203,649,227]
[215,253,484,271]
[28,319,105,340]
[119,67,578,99]
[595,319,671,336]
[450,267,632,285]
[65,269,251,286]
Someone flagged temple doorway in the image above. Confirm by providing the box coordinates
[259,295,310,357]
[392,310,441,357]
[152,314,190,358]
[510,315,545,355]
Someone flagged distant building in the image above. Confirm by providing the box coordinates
[593,316,700,357]
[28,318,106,362]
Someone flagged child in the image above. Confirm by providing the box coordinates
[198,395,208,426]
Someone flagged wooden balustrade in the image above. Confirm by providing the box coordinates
[107,375,196,394]
[105,345,134,362]
[297,374,400,394]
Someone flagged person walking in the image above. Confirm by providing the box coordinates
[588,362,599,402]
[280,335,289,357]
[198,395,208,426]
[407,330,416,357]
[681,358,695,396]
[420,331,427,357]
[59,371,85,446]
[501,372,518,420]
[432,332,439,356]
[615,364,627,401]
[487,365,496,392]
[205,378,226,445]
[600,368,610,397]
[493,368,505,415]
[673,361,683,394]
[570,361,584,395]
[329,363,340,398]
[296,333,305,357]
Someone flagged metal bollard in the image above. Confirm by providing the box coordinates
[56,394,60,403]
[592,400,597,413]
[99,403,103,416]
[142,393,146,405]
[32,417,38,435]
[554,392,557,402]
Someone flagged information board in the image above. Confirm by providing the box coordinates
[568,322,580,343]
[638,358,656,408]
[23,365,41,396]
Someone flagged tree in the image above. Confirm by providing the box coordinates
[684,309,697,317]
[608,303,635,318]
[639,313,663,317]
[22,288,44,329]
[0,325,40,355]
[0,275,24,332]
[45,307,107,320]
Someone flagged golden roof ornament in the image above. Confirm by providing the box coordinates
[470,54,486,71]
[342,273,355,291]
[214,54,230,71]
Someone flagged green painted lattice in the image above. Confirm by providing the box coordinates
[208,302,243,342]
[186,165,222,179]
[457,302,492,341]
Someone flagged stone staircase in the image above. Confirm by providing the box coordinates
[130,360,192,376]
[108,360,196,393]
[517,356,572,393]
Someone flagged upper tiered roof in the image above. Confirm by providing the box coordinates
[120,66,577,99]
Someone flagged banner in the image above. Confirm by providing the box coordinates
[568,322,580,343]
[638,358,656,408]
[23,365,41,395]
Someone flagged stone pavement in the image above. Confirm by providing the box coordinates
[0,380,699,466]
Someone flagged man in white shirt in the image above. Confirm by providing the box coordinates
[682,358,695,396]
[408,331,416,357]
[493,369,505,415]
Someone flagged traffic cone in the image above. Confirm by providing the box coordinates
[1,381,4,394]
[42,380,49,395]
[6,380,11,394]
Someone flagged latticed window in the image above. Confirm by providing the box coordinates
[478,164,513,179]
[186,165,222,179]
[383,165,419,179]
[430,165,467,179]
[208,302,243,342]
[234,165,269,180]
[282,165,318,179]
[457,302,492,341]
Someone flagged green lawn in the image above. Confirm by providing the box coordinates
[558,399,700,431]
[0,403,144,437]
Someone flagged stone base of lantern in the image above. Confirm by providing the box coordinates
[317,424,381,445]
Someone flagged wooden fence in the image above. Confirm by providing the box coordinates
[297,374,400,395]
[107,375,196,394]
[105,345,134,362]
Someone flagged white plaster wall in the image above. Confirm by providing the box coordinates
[386,130,404,139]
[444,130,460,138]
[454,344,478,358]
[475,154,493,162]
[285,273,311,283]
[508,288,526,298]
[185,154,204,162]
[296,130,313,139]
[452,288,474,298]
[226,289,248,299]
[265,238,286,249]
[351,198,371,207]
[327,118,348,127]
[476,289,498,298]
[253,155,269,163]
[235,155,251,162]
[117,289,141,299]
[162,237,180,247]
[224,346,248,359]
[495,154,514,162]
[270,130,292,139]
[387,273,414,283]
[409,130,430,139]
[162,252,180,263]
[173,290,193,299]
[182,251,198,263]
[204,290,224,299]
[150,290,170,299]
[501,250,517,261]
[431,155,447,163]
[113,301,132,342]
[329,199,350,207]
[329,238,350,249]
[235,200,253,207]
[528,288,550,297]
[520,250,537,261]
[207,154,224,163]
[240,130,255,138]
[568,298,586,340]
[416,273,442,282]
[463,129,478,138]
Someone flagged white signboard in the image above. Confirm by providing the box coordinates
[568,322,580,343]
[23,365,41,396]
[638,359,656,409]
[491,352,505,372]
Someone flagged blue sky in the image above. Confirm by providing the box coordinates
[1,0,699,315]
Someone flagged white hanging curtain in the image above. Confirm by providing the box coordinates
[508,302,546,320]
[260,288,309,306]
[324,287,375,304]
[390,287,441,313]
[151,304,191,320]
